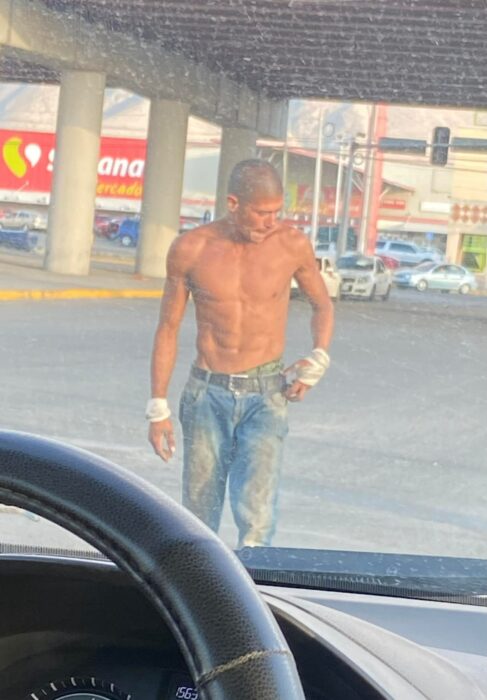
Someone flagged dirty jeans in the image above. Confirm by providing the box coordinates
[179,372,289,548]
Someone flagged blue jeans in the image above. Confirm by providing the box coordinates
[179,372,289,547]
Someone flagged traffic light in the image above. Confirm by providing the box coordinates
[431,127,450,166]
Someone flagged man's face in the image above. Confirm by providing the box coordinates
[228,193,284,244]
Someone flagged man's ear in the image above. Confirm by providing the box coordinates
[227,194,239,213]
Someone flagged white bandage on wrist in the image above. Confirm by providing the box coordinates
[296,348,331,387]
[145,398,171,422]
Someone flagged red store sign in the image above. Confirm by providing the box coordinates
[380,198,407,210]
[0,129,147,199]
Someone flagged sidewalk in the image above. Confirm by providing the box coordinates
[0,250,164,302]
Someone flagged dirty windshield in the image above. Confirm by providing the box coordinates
[1,2,487,581]
[337,256,374,271]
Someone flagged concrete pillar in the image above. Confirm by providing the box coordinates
[215,126,257,219]
[45,70,105,275]
[446,229,462,264]
[136,99,189,278]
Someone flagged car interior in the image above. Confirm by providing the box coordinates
[1,432,487,700]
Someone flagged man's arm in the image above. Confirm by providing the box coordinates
[286,238,334,401]
[294,240,334,349]
[148,239,191,461]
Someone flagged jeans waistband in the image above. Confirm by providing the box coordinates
[191,365,286,394]
[242,358,283,376]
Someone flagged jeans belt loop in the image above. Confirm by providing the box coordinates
[193,364,211,388]
[204,369,211,388]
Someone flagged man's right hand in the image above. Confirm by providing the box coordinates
[148,418,176,462]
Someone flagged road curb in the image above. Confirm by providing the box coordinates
[92,254,135,266]
[0,288,163,302]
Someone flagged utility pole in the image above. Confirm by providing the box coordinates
[282,144,288,217]
[358,104,377,253]
[333,139,346,224]
[310,106,325,250]
[365,104,388,255]
[336,139,356,258]
[281,113,289,218]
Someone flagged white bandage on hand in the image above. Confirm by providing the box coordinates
[145,398,171,422]
[295,348,330,387]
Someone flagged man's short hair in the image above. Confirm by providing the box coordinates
[228,159,283,202]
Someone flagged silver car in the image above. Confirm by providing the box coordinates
[375,239,444,266]
[394,262,477,294]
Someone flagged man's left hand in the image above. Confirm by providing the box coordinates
[283,360,313,402]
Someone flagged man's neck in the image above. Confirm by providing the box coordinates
[220,216,248,243]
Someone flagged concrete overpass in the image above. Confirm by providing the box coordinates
[1,0,486,276]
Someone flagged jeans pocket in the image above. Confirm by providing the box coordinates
[265,390,288,410]
[179,378,206,423]
[263,390,289,439]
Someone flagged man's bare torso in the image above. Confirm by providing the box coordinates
[177,221,306,374]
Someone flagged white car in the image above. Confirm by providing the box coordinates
[0,210,36,231]
[291,256,342,300]
[337,254,392,300]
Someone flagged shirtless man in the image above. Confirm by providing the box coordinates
[147,159,334,548]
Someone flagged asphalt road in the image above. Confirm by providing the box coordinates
[1,289,487,557]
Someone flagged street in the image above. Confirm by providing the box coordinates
[1,289,487,556]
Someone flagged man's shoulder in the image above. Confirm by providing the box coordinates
[281,224,308,240]
[168,222,223,273]
[279,224,311,252]
[170,223,214,255]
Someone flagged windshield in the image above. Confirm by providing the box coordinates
[411,262,437,272]
[1,0,487,599]
[337,256,375,271]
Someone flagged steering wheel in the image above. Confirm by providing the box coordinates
[0,431,305,699]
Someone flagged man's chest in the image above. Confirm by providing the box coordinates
[189,242,295,302]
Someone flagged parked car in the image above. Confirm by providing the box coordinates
[375,239,444,266]
[118,217,140,247]
[291,256,342,300]
[376,253,400,270]
[116,217,197,245]
[337,254,392,300]
[394,262,478,294]
[0,210,36,231]
[94,215,121,239]
[0,228,38,251]
[32,212,48,230]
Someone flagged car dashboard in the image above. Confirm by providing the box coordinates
[1,554,487,700]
